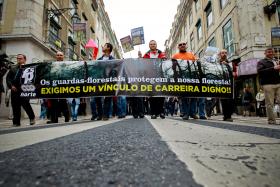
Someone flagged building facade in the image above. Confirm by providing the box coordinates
[0,0,122,117]
[165,0,280,111]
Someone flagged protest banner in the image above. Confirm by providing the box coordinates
[120,36,134,53]
[131,27,145,46]
[19,59,233,98]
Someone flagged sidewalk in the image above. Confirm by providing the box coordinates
[0,115,93,130]
[1,114,280,131]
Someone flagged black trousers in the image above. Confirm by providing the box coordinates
[221,98,234,119]
[149,97,165,116]
[11,92,35,125]
[131,97,144,116]
[49,99,69,123]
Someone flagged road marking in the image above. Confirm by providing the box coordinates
[148,117,280,187]
[0,118,127,153]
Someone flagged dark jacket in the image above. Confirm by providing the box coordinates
[0,66,8,93]
[6,64,22,90]
[257,58,280,85]
[98,55,115,60]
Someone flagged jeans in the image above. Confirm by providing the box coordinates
[117,96,127,117]
[70,103,79,120]
[90,97,103,118]
[181,98,197,117]
[40,104,47,119]
[198,98,206,117]
[103,97,112,118]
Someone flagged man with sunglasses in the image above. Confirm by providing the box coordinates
[172,42,207,120]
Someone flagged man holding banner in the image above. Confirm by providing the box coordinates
[219,49,234,122]
[143,40,166,119]
[47,52,70,124]
[6,54,35,126]
[172,42,203,120]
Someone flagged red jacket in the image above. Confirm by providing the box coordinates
[143,49,166,59]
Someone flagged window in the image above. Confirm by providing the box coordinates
[189,10,193,26]
[195,0,200,12]
[205,3,213,28]
[90,27,95,34]
[190,32,194,51]
[196,19,202,40]
[208,37,216,47]
[69,0,76,16]
[50,22,59,37]
[82,12,88,21]
[68,29,74,39]
[80,44,86,56]
[0,0,3,21]
[220,0,228,9]
[223,19,234,56]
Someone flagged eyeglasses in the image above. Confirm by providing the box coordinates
[178,43,186,47]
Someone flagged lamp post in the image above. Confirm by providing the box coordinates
[46,7,78,20]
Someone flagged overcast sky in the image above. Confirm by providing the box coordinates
[103,0,180,58]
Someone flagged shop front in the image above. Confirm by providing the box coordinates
[235,58,261,115]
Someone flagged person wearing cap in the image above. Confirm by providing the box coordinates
[172,42,207,120]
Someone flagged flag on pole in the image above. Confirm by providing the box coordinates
[85,39,98,59]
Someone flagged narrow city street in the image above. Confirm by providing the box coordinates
[0,116,279,187]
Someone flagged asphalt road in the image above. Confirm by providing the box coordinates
[0,118,202,187]
[0,116,280,187]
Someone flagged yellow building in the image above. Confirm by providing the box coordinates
[0,0,122,117]
[166,0,279,106]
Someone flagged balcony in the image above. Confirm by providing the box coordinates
[47,30,65,52]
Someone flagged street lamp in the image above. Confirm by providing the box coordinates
[46,7,79,22]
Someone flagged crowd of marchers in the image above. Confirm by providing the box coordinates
[1,40,280,126]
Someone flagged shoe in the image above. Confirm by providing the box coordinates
[160,113,165,119]
[133,115,138,119]
[91,116,96,121]
[199,116,207,120]
[12,124,20,127]
[139,113,144,118]
[30,119,35,125]
[73,118,77,121]
[224,118,233,122]
[268,120,276,125]
[151,115,157,119]
[46,120,58,124]
[97,116,102,121]
[190,115,199,119]
[182,115,189,120]
[103,117,109,121]
[65,119,69,122]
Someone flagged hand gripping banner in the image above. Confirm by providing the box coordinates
[19,58,233,98]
